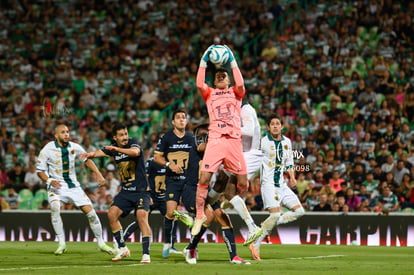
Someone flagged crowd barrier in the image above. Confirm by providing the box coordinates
[1,211,413,246]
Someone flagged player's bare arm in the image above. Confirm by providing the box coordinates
[84,159,106,186]
[37,171,62,189]
[287,168,297,189]
[105,145,140,157]
[153,151,183,174]
[79,149,107,160]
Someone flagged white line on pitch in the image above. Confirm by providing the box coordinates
[0,264,144,271]
[286,255,346,260]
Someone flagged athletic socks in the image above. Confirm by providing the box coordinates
[113,229,125,248]
[86,210,105,247]
[123,221,139,240]
[230,195,257,232]
[164,216,174,244]
[187,225,207,250]
[222,228,237,259]
[195,184,209,219]
[253,212,280,248]
[50,200,65,245]
[142,236,151,255]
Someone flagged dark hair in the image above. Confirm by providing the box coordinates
[112,123,127,136]
[215,67,229,75]
[266,113,283,126]
[172,109,187,120]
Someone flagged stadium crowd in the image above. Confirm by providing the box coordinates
[0,0,413,214]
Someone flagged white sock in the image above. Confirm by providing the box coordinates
[253,212,280,248]
[230,195,257,232]
[50,200,65,245]
[86,210,105,247]
[277,208,305,225]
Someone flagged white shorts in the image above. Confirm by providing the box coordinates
[48,186,92,207]
[261,184,301,210]
[244,149,263,180]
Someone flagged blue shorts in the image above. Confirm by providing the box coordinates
[113,190,150,217]
[150,193,167,216]
[165,179,185,203]
[182,183,197,214]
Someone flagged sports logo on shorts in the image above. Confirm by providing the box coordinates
[204,164,209,169]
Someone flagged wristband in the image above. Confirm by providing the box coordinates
[46,178,54,185]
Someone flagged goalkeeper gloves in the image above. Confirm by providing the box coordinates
[200,45,214,67]
[223,45,238,68]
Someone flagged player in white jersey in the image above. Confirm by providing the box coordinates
[249,114,304,261]
[36,124,114,256]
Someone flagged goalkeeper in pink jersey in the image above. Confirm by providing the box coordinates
[192,45,262,246]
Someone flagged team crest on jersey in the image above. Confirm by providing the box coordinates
[284,145,288,150]
[71,150,75,154]
[169,193,174,199]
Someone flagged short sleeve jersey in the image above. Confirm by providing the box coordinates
[260,134,294,188]
[102,139,148,192]
[36,141,85,189]
[155,130,199,185]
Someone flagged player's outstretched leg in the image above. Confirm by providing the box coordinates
[173,210,194,228]
[50,200,66,255]
[249,212,281,260]
[192,184,209,235]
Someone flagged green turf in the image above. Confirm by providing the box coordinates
[0,242,412,275]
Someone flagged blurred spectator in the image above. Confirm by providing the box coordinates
[0,193,10,211]
[4,186,20,209]
[336,195,349,212]
[328,170,345,193]
[345,188,362,212]
[362,172,378,196]
[313,194,332,212]
[304,188,320,211]
[376,185,400,212]
[393,160,410,186]
[6,163,26,192]
[24,164,43,194]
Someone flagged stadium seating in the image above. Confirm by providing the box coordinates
[31,189,48,210]
[17,189,33,210]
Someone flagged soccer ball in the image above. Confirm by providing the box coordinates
[209,45,230,66]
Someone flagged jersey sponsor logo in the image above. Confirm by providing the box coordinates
[170,144,191,149]
[214,90,231,95]
[122,186,137,191]
[115,153,128,160]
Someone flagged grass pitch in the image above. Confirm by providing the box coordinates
[0,241,412,275]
